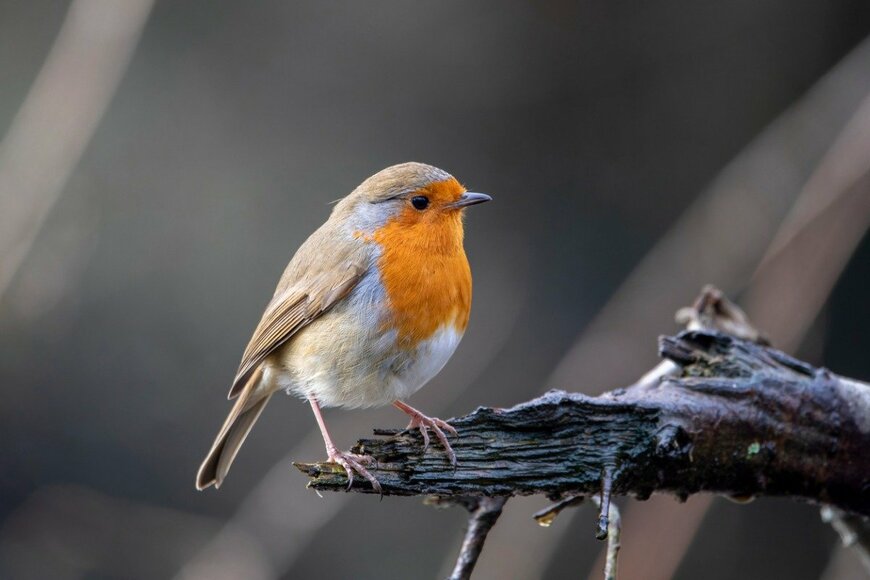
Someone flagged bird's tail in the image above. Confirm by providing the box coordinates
[196,367,272,490]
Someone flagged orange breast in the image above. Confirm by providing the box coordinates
[372,182,472,346]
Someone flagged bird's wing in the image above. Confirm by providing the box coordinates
[228,229,370,399]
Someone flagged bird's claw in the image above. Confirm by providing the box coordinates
[406,413,458,466]
[327,449,382,493]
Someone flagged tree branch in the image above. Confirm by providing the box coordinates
[427,496,508,580]
[295,330,870,517]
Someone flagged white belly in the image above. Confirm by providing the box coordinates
[386,325,463,401]
[263,273,464,409]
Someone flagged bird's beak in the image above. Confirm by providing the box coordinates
[447,192,492,209]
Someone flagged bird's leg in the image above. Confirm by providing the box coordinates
[393,400,458,466]
[308,397,381,493]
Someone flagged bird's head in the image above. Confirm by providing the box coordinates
[335,162,491,244]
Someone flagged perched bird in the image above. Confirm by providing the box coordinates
[196,162,491,491]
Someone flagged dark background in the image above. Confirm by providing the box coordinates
[1,1,868,579]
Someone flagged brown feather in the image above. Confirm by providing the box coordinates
[228,226,370,399]
[197,216,372,488]
[196,367,267,490]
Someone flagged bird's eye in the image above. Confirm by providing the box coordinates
[411,196,429,210]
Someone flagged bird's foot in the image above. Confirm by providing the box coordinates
[400,406,458,466]
[327,447,381,493]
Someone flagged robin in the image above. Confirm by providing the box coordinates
[196,162,491,491]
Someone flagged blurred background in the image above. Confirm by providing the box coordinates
[1,1,869,579]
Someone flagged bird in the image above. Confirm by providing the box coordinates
[196,162,491,491]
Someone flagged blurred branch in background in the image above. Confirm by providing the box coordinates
[744,90,870,347]
[822,543,870,580]
[821,507,870,572]
[467,34,870,580]
[0,0,154,303]
[547,32,870,398]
